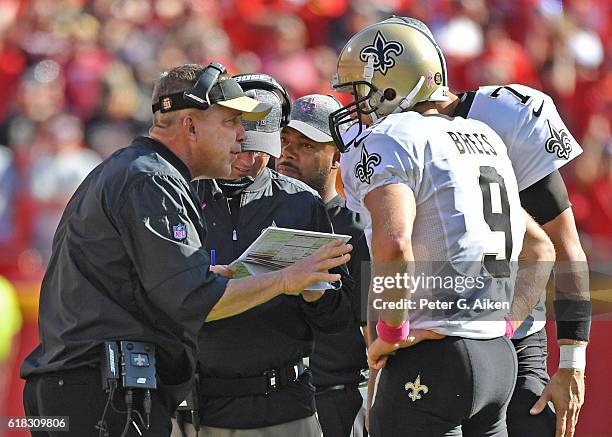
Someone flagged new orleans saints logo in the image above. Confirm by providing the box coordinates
[545,120,573,159]
[359,31,404,75]
[354,143,381,184]
[405,374,429,402]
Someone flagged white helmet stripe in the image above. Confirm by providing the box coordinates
[392,75,426,114]
[363,55,375,83]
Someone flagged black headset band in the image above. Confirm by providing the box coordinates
[183,62,226,109]
[152,62,229,114]
[233,74,291,126]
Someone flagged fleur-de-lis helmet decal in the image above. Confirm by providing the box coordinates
[330,16,450,153]
[359,31,404,75]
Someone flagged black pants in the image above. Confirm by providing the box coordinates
[507,328,556,437]
[316,384,363,437]
[370,336,517,437]
[23,367,173,437]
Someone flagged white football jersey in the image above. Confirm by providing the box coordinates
[341,112,525,339]
[458,84,583,191]
[457,84,583,337]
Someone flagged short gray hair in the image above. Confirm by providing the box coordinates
[151,64,204,104]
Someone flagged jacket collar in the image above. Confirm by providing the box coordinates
[243,166,272,192]
[207,167,271,201]
[325,194,345,209]
[134,136,192,182]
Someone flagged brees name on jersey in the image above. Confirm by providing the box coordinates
[447,131,498,156]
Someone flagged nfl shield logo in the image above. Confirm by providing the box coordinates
[173,224,187,241]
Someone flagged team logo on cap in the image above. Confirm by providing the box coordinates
[545,120,572,160]
[173,224,187,241]
[298,98,317,114]
[162,97,172,111]
[360,31,404,75]
[405,374,428,402]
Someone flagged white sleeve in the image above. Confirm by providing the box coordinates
[351,132,421,204]
[509,90,582,191]
[470,85,582,191]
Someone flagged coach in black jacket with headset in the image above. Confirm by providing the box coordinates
[190,75,351,436]
[20,64,352,437]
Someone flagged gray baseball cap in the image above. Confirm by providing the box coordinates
[241,89,282,158]
[286,94,342,143]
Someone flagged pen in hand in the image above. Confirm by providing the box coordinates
[209,249,232,278]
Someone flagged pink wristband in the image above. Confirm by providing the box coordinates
[504,317,515,339]
[376,319,409,343]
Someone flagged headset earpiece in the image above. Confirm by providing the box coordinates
[232,74,292,127]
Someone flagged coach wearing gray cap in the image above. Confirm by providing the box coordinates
[189,79,352,437]
[277,94,371,437]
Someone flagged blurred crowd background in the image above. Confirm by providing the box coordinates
[0,0,610,430]
[0,0,610,276]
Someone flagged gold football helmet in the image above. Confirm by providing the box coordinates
[330,17,449,151]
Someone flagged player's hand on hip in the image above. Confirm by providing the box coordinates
[280,240,351,295]
[367,338,400,370]
[398,329,445,349]
[530,368,585,437]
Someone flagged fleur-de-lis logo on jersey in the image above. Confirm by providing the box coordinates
[359,31,404,75]
[405,374,429,402]
[354,143,381,184]
[545,119,573,160]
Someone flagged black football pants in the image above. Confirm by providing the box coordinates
[507,328,556,437]
[370,336,517,437]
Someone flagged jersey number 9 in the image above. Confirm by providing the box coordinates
[478,166,513,278]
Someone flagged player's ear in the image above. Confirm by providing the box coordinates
[331,149,341,169]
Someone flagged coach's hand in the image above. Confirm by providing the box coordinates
[210,265,234,278]
[301,290,325,302]
[530,368,585,437]
[281,240,352,295]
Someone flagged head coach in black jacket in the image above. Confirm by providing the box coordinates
[190,75,352,436]
[277,94,370,437]
[20,64,352,437]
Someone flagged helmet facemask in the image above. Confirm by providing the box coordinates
[329,79,379,153]
[330,59,429,153]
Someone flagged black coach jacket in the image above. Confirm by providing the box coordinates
[21,136,228,407]
[191,167,352,428]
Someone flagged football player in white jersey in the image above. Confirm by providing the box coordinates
[332,16,589,437]
[449,84,589,437]
[329,17,555,437]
